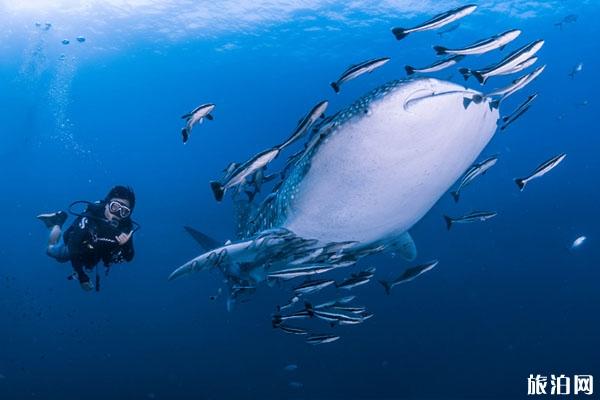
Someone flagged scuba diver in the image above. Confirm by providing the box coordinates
[37,185,137,292]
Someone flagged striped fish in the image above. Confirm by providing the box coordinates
[405,55,464,76]
[330,58,390,93]
[434,29,521,56]
[392,5,477,40]
[514,153,566,191]
[450,155,498,202]
[444,211,497,230]
[459,40,544,85]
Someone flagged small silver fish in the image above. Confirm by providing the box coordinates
[433,29,521,56]
[331,58,390,93]
[459,40,544,85]
[181,103,215,143]
[305,334,341,345]
[514,153,566,191]
[268,265,335,280]
[444,211,497,230]
[279,101,328,149]
[293,279,335,295]
[451,155,498,202]
[379,260,439,294]
[210,147,280,201]
[405,55,464,76]
[392,5,477,40]
[500,93,538,131]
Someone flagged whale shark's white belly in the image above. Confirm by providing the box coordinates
[283,78,499,244]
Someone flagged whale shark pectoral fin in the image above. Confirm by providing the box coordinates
[390,232,417,261]
[184,226,222,251]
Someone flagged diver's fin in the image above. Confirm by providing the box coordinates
[395,232,417,261]
[391,27,409,40]
[183,226,221,251]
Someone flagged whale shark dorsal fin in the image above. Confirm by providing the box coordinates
[184,226,221,251]
[396,232,417,261]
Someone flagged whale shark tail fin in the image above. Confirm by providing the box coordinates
[458,68,471,81]
[444,215,454,230]
[391,27,409,40]
[404,65,415,76]
[433,45,448,55]
[330,82,340,93]
[210,181,225,202]
[451,191,460,203]
[378,280,392,295]
[514,178,527,191]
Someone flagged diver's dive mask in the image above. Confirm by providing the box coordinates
[108,200,131,218]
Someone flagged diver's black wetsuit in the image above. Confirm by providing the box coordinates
[63,201,134,282]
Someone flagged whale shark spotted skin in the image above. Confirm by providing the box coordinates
[246,77,499,247]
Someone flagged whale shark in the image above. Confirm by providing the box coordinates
[169,77,499,306]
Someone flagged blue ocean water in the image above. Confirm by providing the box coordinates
[1,1,599,399]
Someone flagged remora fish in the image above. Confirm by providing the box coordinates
[272,309,311,326]
[514,153,566,191]
[459,40,544,85]
[379,260,439,294]
[391,5,477,40]
[568,62,583,79]
[443,211,497,230]
[330,58,390,93]
[181,103,215,143]
[268,265,335,280]
[306,334,340,345]
[500,93,538,131]
[450,155,498,202]
[279,101,328,149]
[293,279,335,295]
[277,324,308,335]
[433,29,521,56]
[305,302,364,325]
[459,56,537,81]
[405,55,464,76]
[486,65,545,109]
[335,275,371,290]
[210,147,280,202]
[464,65,545,110]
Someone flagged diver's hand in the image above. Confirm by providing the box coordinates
[115,231,133,246]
